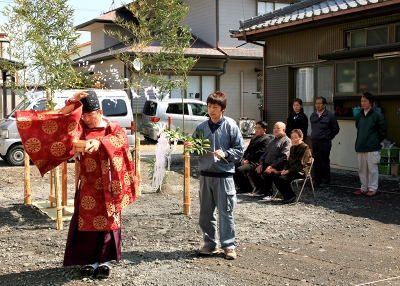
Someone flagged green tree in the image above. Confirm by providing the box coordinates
[106,0,198,202]
[1,0,81,103]
[1,0,83,229]
[105,0,197,138]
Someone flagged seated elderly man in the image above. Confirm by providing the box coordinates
[234,121,271,193]
[248,121,291,201]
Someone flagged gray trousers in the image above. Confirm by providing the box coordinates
[199,176,236,250]
[357,151,380,192]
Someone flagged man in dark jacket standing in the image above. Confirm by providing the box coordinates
[353,92,387,197]
[310,97,340,188]
[234,121,271,193]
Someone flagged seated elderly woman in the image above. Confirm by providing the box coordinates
[273,129,311,204]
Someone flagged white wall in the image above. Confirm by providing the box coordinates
[220,59,262,121]
[70,44,91,60]
[89,58,125,90]
[182,0,217,46]
[183,0,260,48]
[90,27,106,53]
[90,25,121,53]
[219,0,258,47]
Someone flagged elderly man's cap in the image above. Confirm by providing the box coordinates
[80,90,100,113]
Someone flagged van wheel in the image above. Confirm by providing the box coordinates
[6,144,25,166]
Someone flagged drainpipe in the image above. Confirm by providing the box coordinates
[240,71,244,118]
[262,45,266,121]
[216,57,229,90]
[239,19,267,120]
[216,0,219,47]
[215,0,224,91]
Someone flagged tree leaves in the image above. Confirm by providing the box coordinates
[1,0,81,103]
[164,127,210,156]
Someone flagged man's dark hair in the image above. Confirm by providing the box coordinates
[207,91,227,111]
[361,92,374,105]
[256,120,268,131]
[315,97,327,105]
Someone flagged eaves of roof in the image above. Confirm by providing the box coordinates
[75,8,136,31]
[73,40,263,64]
[231,0,400,41]
[72,42,227,64]
[75,18,113,31]
[318,42,400,60]
[219,47,263,59]
[0,58,24,70]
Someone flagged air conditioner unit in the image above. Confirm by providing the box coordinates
[237,118,256,137]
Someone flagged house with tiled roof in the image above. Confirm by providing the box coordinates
[69,41,91,60]
[231,0,400,170]
[73,1,275,124]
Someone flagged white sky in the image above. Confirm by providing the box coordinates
[0,0,126,43]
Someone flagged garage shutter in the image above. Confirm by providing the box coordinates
[265,67,290,129]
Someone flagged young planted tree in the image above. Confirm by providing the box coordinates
[106,0,198,210]
[1,0,82,229]
[2,0,81,99]
[106,0,197,132]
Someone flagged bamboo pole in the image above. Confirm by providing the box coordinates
[54,167,63,230]
[135,137,141,196]
[49,169,54,207]
[61,161,68,215]
[183,151,191,215]
[24,151,31,204]
[75,159,80,191]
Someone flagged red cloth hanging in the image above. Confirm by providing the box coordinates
[15,101,83,176]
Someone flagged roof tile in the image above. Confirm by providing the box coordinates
[232,0,389,35]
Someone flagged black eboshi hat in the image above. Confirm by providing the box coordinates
[80,90,100,113]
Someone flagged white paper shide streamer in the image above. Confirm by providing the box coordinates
[131,88,140,99]
[152,123,172,191]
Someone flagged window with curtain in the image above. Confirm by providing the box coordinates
[357,60,378,93]
[316,66,333,103]
[335,59,400,95]
[295,68,314,102]
[347,27,388,48]
[396,25,400,42]
[295,68,314,136]
[382,57,400,93]
[336,62,355,93]
[187,76,200,99]
[201,76,216,102]
[168,75,216,99]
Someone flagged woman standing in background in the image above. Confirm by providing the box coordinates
[286,98,308,141]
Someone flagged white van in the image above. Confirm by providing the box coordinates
[140,98,209,141]
[0,89,135,166]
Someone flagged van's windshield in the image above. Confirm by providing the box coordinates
[8,99,47,118]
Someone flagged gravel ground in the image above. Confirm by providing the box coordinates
[1,142,400,286]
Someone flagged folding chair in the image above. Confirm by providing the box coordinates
[291,157,316,203]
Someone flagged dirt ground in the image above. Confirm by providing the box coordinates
[1,141,400,286]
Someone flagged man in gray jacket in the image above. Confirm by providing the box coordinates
[185,91,244,260]
[248,122,291,201]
